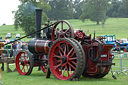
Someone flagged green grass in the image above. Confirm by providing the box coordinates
[1,58,128,85]
[67,18,128,39]
[0,25,29,42]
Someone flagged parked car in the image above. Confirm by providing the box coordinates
[16,34,20,38]
[99,35,120,51]
[119,38,128,51]
[6,33,12,38]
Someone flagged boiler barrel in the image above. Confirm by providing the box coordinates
[28,39,51,54]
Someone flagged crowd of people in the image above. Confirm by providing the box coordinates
[0,40,28,58]
[9,41,28,58]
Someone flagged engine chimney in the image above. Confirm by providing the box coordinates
[35,9,42,39]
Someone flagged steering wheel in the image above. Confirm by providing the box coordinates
[51,20,74,41]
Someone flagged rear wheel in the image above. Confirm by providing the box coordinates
[49,38,85,80]
[15,50,33,75]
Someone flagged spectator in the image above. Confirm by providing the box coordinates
[10,42,17,58]
[17,41,22,50]
[21,42,28,50]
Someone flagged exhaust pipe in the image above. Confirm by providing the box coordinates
[35,9,42,39]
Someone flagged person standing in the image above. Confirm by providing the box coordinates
[11,42,17,58]
[17,41,22,50]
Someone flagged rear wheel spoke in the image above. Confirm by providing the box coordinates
[54,63,61,69]
[70,51,75,58]
[53,54,62,59]
[68,62,76,70]
[61,67,66,77]
[59,50,63,57]
[57,60,62,63]
[65,65,69,76]
[69,66,72,75]
[69,57,77,60]
[58,45,64,53]
[66,44,69,53]
[61,66,63,73]
[67,48,74,56]
[71,61,77,66]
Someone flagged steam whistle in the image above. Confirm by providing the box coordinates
[93,30,96,40]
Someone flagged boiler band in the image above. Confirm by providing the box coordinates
[28,39,51,54]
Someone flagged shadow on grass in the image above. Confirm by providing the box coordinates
[30,71,46,77]
[77,76,118,84]
[80,77,111,81]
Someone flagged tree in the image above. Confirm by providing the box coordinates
[122,0,128,16]
[73,0,86,19]
[118,0,128,18]
[45,0,86,20]
[80,0,111,25]
[45,0,71,20]
[107,0,121,17]
[13,0,50,36]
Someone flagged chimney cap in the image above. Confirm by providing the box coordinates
[35,9,42,11]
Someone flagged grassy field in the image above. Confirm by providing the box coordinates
[0,18,128,40]
[67,18,128,39]
[1,58,128,85]
[0,18,128,85]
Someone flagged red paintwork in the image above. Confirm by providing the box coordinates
[15,51,30,75]
[35,40,50,54]
[16,20,115,80]
[74,30,87,39]
[49,40,77,80]
[82,44,113,75]
[40,55,47,73]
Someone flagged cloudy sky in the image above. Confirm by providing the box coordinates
[0,0,20,25]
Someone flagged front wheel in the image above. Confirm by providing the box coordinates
[15,50,33,75]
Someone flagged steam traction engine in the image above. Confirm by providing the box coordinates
[15,9,115,80]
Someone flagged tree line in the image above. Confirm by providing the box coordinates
[44,0,128,19]
[14,0,128,35]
